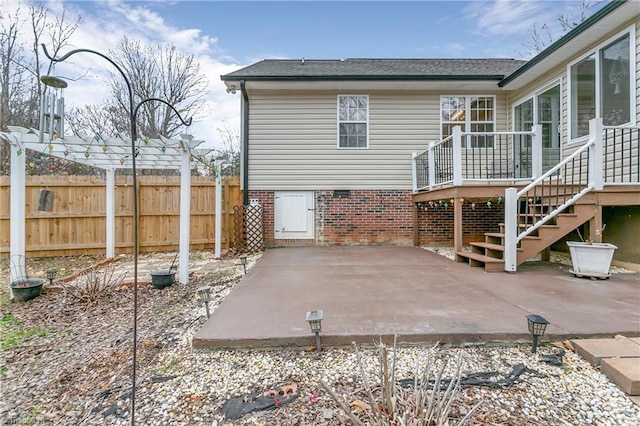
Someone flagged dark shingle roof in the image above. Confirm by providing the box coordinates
[221,58,527,81]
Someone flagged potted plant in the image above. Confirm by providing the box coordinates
[10,278,47,302]
[150,253,178,289]
[567,225,617,279]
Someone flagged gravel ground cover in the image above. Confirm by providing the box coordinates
[1,250,639,425]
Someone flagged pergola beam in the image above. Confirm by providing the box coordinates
[1,127,216,288]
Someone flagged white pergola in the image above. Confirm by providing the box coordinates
[1,126,214,285]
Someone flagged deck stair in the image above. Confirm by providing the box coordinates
[456,199,597,272]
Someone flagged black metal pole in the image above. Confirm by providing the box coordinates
[41,44,191,425]
[532,335,539,353]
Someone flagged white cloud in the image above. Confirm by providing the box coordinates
[463,0,556,37]
[6,0,245,150]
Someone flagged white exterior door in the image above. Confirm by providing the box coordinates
[274,191,314,239]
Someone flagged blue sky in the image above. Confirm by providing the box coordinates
[6,0,604,148]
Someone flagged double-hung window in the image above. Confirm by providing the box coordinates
[569,31,632,140]
[440,96,495,148]
[338,95,368,148]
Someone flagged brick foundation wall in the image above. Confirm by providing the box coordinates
[248,189,414,246]
[417,200,504,246]
[247,190,504,248]
[318,190,414,245]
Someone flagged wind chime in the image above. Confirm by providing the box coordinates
[38,75,67,144]
[37,75,68,211]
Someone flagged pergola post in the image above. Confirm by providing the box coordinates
[178,141,192,284]
[106,168,115,258]
[9,134,26,296]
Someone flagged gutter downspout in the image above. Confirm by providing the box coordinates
[240,80,249,205]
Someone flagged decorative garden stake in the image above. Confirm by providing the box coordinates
[306,310,324,353]
[41,43,192,426]
[526,314,549,353]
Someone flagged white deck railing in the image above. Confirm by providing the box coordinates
[412,126,538,192]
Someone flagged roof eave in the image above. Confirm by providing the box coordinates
[221,75,506,82]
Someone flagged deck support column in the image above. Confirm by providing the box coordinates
[413,202,420,246]
[589,204,603,243]
[454,196,463,255]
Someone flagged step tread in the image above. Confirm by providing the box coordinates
[471,242,505,251]
[484,232,541,241]
[456,251,504,263]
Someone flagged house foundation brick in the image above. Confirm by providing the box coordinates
[248,190,503,248]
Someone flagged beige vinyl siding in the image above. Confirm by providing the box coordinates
[248,91,508,190]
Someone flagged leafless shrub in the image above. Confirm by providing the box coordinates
[321,340,481,425]
[61,265,126,302]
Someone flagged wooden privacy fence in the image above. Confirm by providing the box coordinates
[0,175,241,258]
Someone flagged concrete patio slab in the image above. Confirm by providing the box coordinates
[194,246,640,349]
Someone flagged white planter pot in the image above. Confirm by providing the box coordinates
[566,241,617,278]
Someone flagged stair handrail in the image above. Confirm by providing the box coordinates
[504,119,603,272]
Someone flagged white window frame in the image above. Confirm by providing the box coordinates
[512,79,563,136]
[567,25,636,144]
[440,95,496,148]
[337,95,369,149]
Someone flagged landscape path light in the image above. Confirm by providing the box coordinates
[197,286,212,319]
[45,269,57,286]
[239,254,248,274]
[526,314,549,353]
[306,310,324,353]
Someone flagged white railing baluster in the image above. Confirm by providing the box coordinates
[411,152,418,192]
[504,188,518,272]
[589,118,604,190]
[452,126,463,186]
[531,125,542,179]
[428,141,436,190]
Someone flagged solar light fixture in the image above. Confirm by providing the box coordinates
[45,269,57,286]
[526,314,549,353]
[197,286,212,319]
[306,310,324,353]
[239,254,248,274]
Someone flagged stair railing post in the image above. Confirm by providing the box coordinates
[452,126,463,186]
[428,141,436,190]
[589,118,604,190]
[504,187,518,272]
[411,152,418,192]
[531,125,542,179]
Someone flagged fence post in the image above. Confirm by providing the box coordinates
[589,118,604,190]
[504,188,518,272]
[428,141,436,190]
[106,169,115,258]
[452,126,463,185]
[531,125,542,179]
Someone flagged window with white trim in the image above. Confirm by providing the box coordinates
[570,32,631,140]
[338,95,368,148]
[440,96,495,148]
